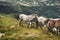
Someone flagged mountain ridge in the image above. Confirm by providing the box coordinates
[0,0,60,18]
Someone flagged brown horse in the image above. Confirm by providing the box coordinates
[46,18,60,35]
[46,20,55,32]
[55,19,60,34]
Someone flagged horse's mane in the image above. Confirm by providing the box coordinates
[44,18,50,24]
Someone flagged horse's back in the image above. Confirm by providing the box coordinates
[19,14,28,21]
[38,16,46,22]
[47,18,60,28]
[19,14,27,18]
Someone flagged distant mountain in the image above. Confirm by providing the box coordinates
[0,0,60,18]
[0,0,60,6]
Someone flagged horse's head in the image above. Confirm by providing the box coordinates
[32,14,38,18]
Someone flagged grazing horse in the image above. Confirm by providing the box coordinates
[55,19,60,34]
[46,18,60,35]
[19,14,39,28]
[37,16,50,27]
[46,20,55,32]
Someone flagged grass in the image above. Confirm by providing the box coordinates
[0,13,18,28]
[0,13,60,40]
[0,27,59,40]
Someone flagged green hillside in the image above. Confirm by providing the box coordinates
[0,13,60,40]
[0,0,60,40]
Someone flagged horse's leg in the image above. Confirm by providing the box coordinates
[19,20,21,27]
[47,27,53,36]
[19,19,23,27]
[29,22,32,28]
[21,21,23,27]
[28,22,32,28]
[57,27,60,35]
[39,23,42,29]
[35,22,39,29]
[27,22,30,28]
[47,23,53,35]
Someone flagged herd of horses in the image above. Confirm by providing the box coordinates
[16,14,60,35]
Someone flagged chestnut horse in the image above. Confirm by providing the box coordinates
[55,19,60,34]
[46,18,60,35]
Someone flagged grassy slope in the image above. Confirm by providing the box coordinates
[0,13,60,40]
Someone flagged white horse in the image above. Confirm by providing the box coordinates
[37,16,49,27]
[19,14,39,28]
[19,14,36,21]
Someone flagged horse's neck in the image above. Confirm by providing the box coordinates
[30,16,38,22]
[34,17,39,22]
[44,18,50,24]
